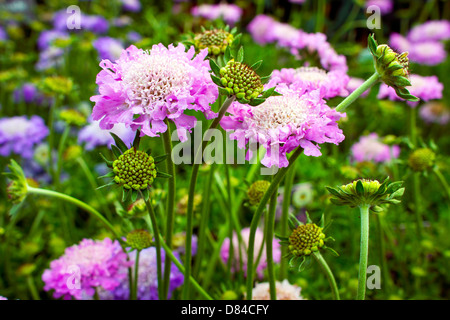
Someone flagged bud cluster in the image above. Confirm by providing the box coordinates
[247,180,270,207]
[194,29,234,56]
[113,148,157,190]
[126,229,153,251]
[288,223,325,256]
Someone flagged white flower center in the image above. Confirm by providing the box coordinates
[294,67,328,84]
[122,52,191,111]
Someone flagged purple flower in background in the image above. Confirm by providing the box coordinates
[0,26,7,41]
[121,0,141,12]
[13,83,48,105]
[191,3,243,25]
[388,33,411,53]
[42,238,132,300]
[90,43,218,142]
[419,102,450,125]
[78,118,135,151]
[351,133,400,164]
[407,20,450,42]
[221,227,281,279]
[53,10,109,34]
[0,296,8,300]
[99,247,184,300]
[247,15,277,45]
[289,0,306,4]
[408,41,447,66]
[365,0,393,15]
[0,116,49,159]
[269,67,349,99]
[35,46,65,71]
[93,37,124,61]
[37,30,69,51]
[126,31,142,43]
[378,74,443,107]
[221,84,345,168]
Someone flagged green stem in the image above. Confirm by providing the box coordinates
[412,173,424,240]
[47,95,60,181]
[142,193,163,300]
[357,204,370,300]
[279,163,296,280]
[246,147,303,300]
[162,119,176,299]
[55,125,70,187]
[131,250,140,300]
[26,186,121,240]
[26,276,40,300]
[433,167,450,201]
[183,95,235,299]
[312,251,340,300]
[335,72,380,113]
[409,107,417,146]
[266,189,278,300]
[375,213,391,294]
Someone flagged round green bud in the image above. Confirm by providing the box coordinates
[193,29,234,56]
[126,229,153,251]
[408,148,436,172]
[113,148,157,190]
[247,180,271,207]
[288,223,325,257]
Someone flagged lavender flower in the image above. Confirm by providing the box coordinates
[408,41,447,66]
[99,247,184,300]
[93,37,124,61]
[42,238,132,300]
[37,30,69,51]
[121,0,141,12]
[13,83,49,106]
[269,67,349,99]
[53,10,109,34]
[250,279,304,300]
[35,46,65,71]
[0,116,49,159]
[90,43,218,141]
[220,227,281,279]
[78,118,135,151]
[0,26,7,41]
[191,3,243,25]
[407,20,450,43]
[378,74,443,107]
[247,15,277,45]
[351,133,400,164]
[365,0,393,15]
[419,102,450,125]
[0,296,8,300]
[221,84,345,168]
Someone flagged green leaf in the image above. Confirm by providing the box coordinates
[236,46,244,63]
[262,87,276,98]
[110,132,129,153]
[368,34,378,57]
[325,246,340,257]
[153,154,169,164]
[250,60,263,71]
[122,188,130,202]
[96,181,116,190]
[210,74,223,87]
[356,180,365,196]
[247,98,266,107]
[142,188,150,202]
[218,86,230,96]
[111,145,123,158]
[9,202,24,217]
[131,190,138,202]
[209,58,221,76]
[99,152,114,167]
[224,45,231,62]
[157,171,172,179]
[97,171,115,179]
[260,74,272,84]
[231,33,242,48]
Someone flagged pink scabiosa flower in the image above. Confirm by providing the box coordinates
[250,279,304,300]
[42,238,132,300]
[408,41,447,66]
[247,15,277,45]
[220,227,281,279]
[0,116,49,159]
[0,296,7,300]
[378,74,443,107]
[90,44,218,142]
[269,67,349,99]
[419,102,450,125]
[93,37,124,61]
[365,0,393,15]
[191,3,243,26]
[407,20,450,43]
[221,84,345,168]
[351,133,400,164]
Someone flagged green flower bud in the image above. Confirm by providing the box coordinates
[408,148,436,172]
[194,29,234,57]
[59,109,87,126]
[288,223,325,257]
[39,76,74,96]
[247,180,271,207]
[126,229,153,251]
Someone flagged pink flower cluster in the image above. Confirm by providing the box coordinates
[247,15,348,73]
[378,74,443,107]
[42,238,132,300]
[351,133,400,164]
[90,43,218,142]
[389,20,450,66]
[221,84,345,168]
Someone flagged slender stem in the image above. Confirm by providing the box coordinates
[55,125,70,187]
[266,189,278,300]
[357,204,370,300]
[412,173,424,240]
[433,167,450,200]
[375,213,390,294]
[26,276,40,300]
[162,119,176,299]
[312,251,340,300]
[47,96,59,181]
[26,186,121,240]
[183,95,235,299]
[131,250,140,300]
[409,107,417,146]
[335,72,380,112]
[246,147,303,300]
[279,163,296,280]
[316,0,325,32]
[142,193,163,300]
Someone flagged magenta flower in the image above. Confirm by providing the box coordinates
[221,84,345,168]
[378,74,443,107]
[408,41,447,66]
[191,3,243,25]
[90,44,218,142]
[351,133,400,164]
[365,0,393,15]
[247,15,277,45]
[407,20,450,43]
[0,116,49,159]
[269,67,349,99]
[221,227,281,279]
[0,296,7,300]
[42,238,132,300]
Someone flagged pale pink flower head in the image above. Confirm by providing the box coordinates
[191,3,243,25]
[351,133,400,164]
[220,84,345,168]
[247,14,277,45]
[409,41,447,66]
[365,0,393,15]
[269,67,349,99]
[250,279,304,300]
[220,227,281,279]
[42,238,132,300]
[419,102,450,125]
[407,20,450,43]
[378,74,443,107]
[90,44,218,142]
